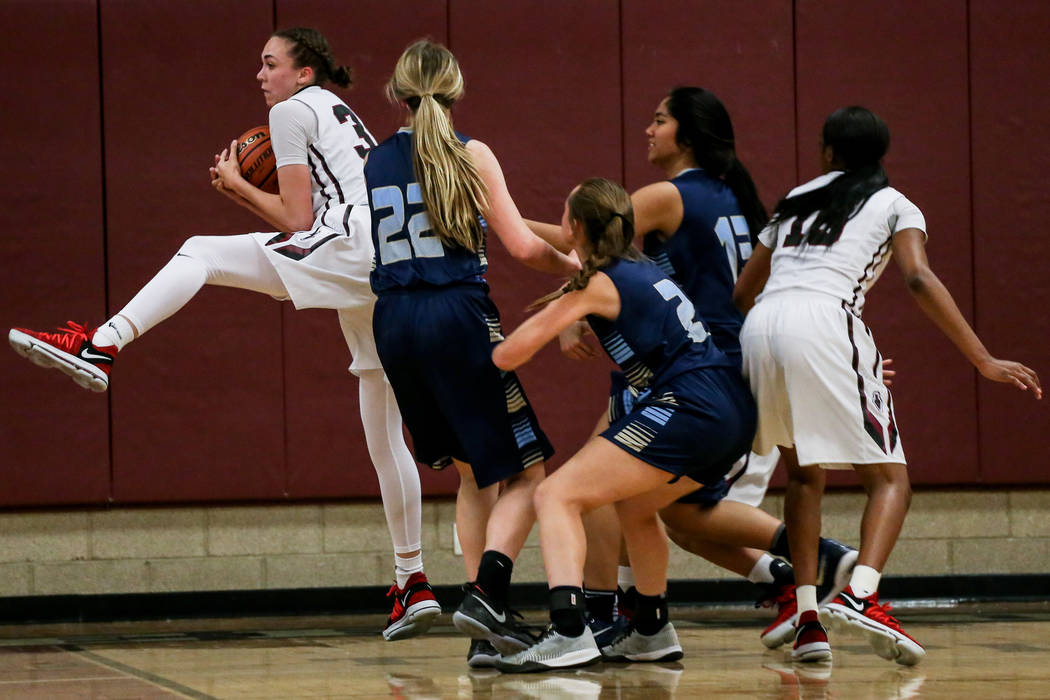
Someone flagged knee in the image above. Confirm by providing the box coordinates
[533,476,558,513]
[177,235,210,259]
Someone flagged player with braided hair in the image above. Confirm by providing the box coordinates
[494,178,756,672]
[9,27,440,642]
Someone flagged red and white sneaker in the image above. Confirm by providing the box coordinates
[820,586,925,666]
[792,609,832,662]
[9,322,115,392]
[382,572,441,641]
[759,584,798,649]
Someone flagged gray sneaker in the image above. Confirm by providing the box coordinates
[453,584,535,655]
[467,639,500,669]
[600,622,684,663]
[494,626,602,674]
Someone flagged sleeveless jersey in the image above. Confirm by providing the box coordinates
[642,168,751,359]
[757,171,926,315]
[365,129,488,294]
[269,85,376,220]
[586,258,734,392]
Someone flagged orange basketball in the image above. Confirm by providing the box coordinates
[235,125,279,194]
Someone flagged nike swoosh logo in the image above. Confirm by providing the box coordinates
[79,348,112,362]
[474,594,506,623]
[841,595,866,612]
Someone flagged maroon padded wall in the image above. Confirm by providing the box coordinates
[795,0,978,486]
[0,0,110,506]
[275,0,459,498]
[970,0,1050,483]
[621,0,797,203]
[101,0,287,502]
[449,0,623,467]
[2,2,1048,508]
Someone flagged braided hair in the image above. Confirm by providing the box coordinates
[273,27,352,88]
[532,178,641,308]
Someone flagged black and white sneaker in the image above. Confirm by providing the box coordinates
[600,621,683,663]
[453,584,535,655]
[467,639,501,668]
[816,537,858,606]
[494,625,601,673]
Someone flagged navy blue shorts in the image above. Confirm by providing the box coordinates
[601,367,756,486]
[374,284,554,488]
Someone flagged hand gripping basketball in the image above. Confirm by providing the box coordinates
[235,125,279,194]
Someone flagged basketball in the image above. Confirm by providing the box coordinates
[235,125,279,193]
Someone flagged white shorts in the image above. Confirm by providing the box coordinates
[726,448,780,506]
[740,292,905,469]
[252,203,375,311]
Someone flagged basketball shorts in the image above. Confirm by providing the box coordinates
[600,367,756,486]
[253,203,375,311]
[609,371,759,505]
[741,292,906,469]
[373,284,554,488]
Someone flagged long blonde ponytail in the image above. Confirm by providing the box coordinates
[387,40,488,252]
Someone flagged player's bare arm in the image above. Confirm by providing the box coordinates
[893,228,1041,398]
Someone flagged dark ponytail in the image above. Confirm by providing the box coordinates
[665,87,768,242]
[769,106,890,245]
[273,27,353,89]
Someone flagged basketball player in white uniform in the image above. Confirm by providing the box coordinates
[736,106,1040,665]
[9,28,439,641]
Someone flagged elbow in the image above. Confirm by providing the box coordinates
[491,342,522,371]
[290,215,314,232]
[903,268,933,296]
[491,343,513,371]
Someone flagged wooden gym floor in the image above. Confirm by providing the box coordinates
[0,601,1047,698]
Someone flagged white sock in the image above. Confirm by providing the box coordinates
[747,553,778,584]
[849,565,881,599]
[797,584,818,614]
[395,551,424,589]
[92,316,135,351]
[617,565,635,590]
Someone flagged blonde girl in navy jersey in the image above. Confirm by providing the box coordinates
[364,39,578,667]
[736,106,1041,665]
[493,178,756,673]
[9,28,438,642]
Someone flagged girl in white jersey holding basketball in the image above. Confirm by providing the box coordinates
[8,27,439,641]
[735,106,1041,665]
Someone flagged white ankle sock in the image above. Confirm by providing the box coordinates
[797,584,818,613]
[747,553,778,584]
[93,316,135,351]
[395,552,424,589]
[849,565,881,599]
[617,566,635,590]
